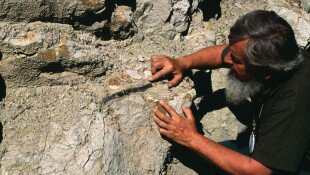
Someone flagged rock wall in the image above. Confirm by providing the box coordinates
[0,0,200,40]
[0,0,309,175]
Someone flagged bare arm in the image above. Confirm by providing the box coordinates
[149,44,230,88]
[176,44,230,70]
[189,133,272,175]
[153,100,272,175]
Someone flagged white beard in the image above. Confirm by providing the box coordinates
[225,70,263,105]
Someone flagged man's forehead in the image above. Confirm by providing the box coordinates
[229,39,250,61]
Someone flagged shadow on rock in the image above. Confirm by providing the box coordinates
[169,70,227,174]
[0,74,6,102]
[0,73,6,144]
[188,70,227,131]
[199,0,222,21]
[0,122,3,143]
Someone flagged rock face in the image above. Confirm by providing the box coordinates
[301,0,308,12]
[0,0,199,40]
[0,0,309,175]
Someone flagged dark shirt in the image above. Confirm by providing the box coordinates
[251,52,310,173]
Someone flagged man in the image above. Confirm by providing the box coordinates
[149,10,310,174]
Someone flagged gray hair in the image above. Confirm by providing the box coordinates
[229,10,303,75]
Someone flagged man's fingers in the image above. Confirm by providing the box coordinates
[159,100,179,118]
[149,68,171,82]
[182,106,195,123]
[153,114,170,129]
[168,75,182,88]
[153,107,172,124]
[150,61,164,74]
[149,55,176,82]
[151,65,161,75]
[150,55,166,73]
[158,128,171,138]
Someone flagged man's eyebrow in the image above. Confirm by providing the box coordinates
[229,47,236,56]
[228,45,241,57]
[230,51,238,59]
[230,52,242,63]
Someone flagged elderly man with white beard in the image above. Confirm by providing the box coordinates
[149,10,310,175]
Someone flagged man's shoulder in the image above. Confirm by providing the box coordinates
[261,55,310,120]
[284,55,310,96]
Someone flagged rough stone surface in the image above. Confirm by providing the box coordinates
[0,0,309,175]
[301,0,310,12]
[0,0,199,40]
[0,0,105,22]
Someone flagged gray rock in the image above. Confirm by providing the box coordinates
[0,22,112,86]
[301,0,310,12]
[0,0,105,22]
[0,0,200,40]
[110,6,136,40]
[1,0,309,175]
[170,0,191,33]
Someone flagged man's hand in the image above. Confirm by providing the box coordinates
[148,55,186,88]
[153,101,273,175]
[152,100,199,147]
